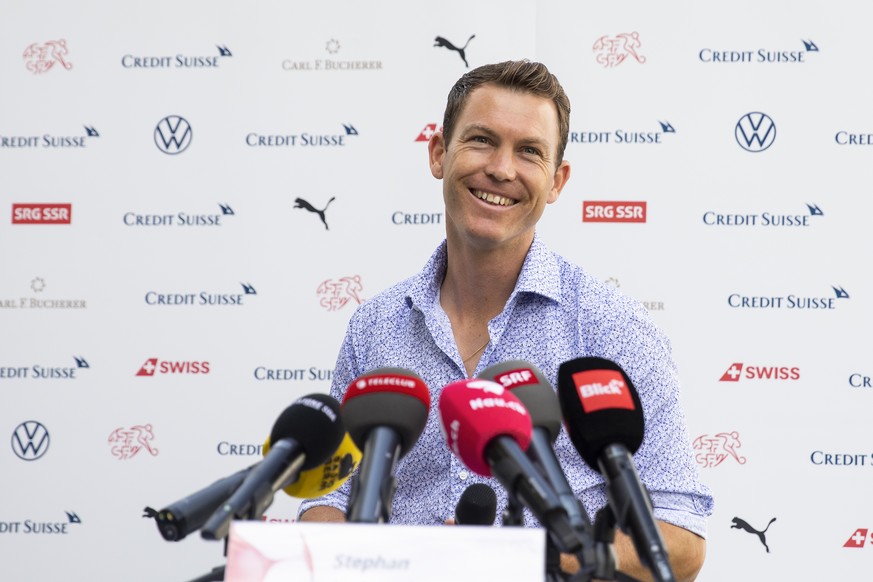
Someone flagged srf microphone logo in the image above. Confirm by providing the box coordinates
[571,370,635,413]
[492,369,537,389]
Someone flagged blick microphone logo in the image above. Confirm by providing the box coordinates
[571,370,635,413]
[12,421,50,460]
[154,115,192,154]
[735,112,776,152]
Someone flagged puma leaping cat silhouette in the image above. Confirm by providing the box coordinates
[294,197,335,230]
[434,35,476,68]
[731,517,777,553]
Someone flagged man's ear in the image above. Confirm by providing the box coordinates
[547,160,571,204]
[428,131,446,179]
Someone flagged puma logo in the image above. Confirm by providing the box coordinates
[294,197,335,230]
[434,35,475,68]
[731,516,776,553]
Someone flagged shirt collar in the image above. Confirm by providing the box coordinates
[405,232,562,311]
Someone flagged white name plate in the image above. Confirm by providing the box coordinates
[225,520,545,582]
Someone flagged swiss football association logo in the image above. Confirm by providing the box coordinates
[23,40,73,74]
[692,431,747,468]
[317,276,365,311]
[593,32,647,68]
[108,425,159,460]
[154,115,192,154]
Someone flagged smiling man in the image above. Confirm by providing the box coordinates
[299,60,713,581]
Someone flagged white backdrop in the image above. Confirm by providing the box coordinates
[2,1,871,580]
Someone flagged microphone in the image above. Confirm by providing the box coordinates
[438,378,581,553]
[558,357,675,582]
[263,431,362,499]
[479,360,593,535]
[145,465,255,541]
[200,393,344,540]
[454,483,497,526]
[341,367,430,523]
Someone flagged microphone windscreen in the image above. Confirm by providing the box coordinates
[263,432,362,499]
[438,378,532,477]
[269,393,345,471]
[455,483,497,525]
[340,367,430,457]
[557,357,644,470]
[479,360,562,443]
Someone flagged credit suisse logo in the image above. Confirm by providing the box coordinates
[123,203,234,227]
[719,363,800,382]
[728,286,850,310]
[12,203,72,224]
[703,203,822,228]
[1,126,99,149]
[246,123,359,148]
[144,282,257,306]
[121,45,232,69]
[0,511,82,535]
[699,39,819,64]
[0,356,89,380]
[570,121,675,145]
[583,201,646,223]
[135,358,210,376]
[849,373,871,388]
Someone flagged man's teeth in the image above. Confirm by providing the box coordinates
[474,190,515,206]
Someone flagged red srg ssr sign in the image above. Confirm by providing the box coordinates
[12,203,72,224]
[583,201,647,223]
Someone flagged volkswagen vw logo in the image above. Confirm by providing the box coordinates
[735,112,776,152]
[154,115,192,154]
[12,420,50,461]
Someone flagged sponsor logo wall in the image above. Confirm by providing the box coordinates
[1,2,870,581]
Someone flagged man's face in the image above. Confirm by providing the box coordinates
[429,84,570,253]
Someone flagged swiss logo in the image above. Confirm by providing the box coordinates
[844,528,873,548]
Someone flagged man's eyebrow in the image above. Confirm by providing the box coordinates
[459,123,550,150]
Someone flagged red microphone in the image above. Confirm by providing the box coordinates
[438,379,582,553]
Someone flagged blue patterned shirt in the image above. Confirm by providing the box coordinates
[298,234,714,537]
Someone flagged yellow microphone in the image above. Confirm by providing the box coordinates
[262,431,361,498]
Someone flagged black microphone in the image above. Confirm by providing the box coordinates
[558,357,675,582]
[455,483,497,526]
[200,393,344,540]
[479,360,593,535]
[145,465,254,541]
[341,368,430,523]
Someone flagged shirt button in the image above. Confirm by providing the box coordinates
[458,470,468,480]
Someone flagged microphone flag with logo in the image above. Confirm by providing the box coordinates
[557,357,675,582]
[341,367,430,523]
[200,393,344,540]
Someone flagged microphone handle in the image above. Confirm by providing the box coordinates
[346,426,401,523]
[485,436,581,554]
[201,439,305,540]
[599,443,675,582]
[529,428,593,532]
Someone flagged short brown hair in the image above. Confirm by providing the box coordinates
[441,60,571,166]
